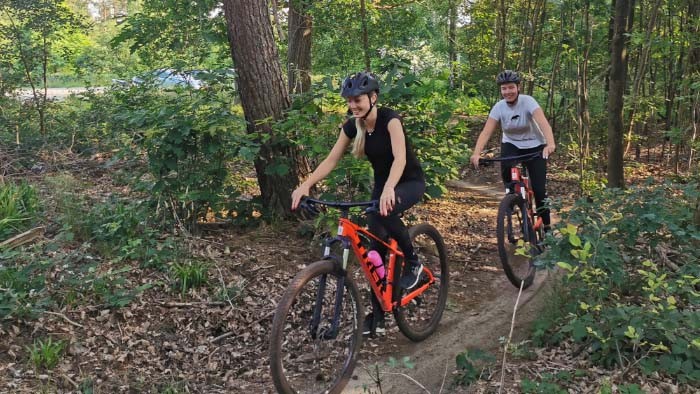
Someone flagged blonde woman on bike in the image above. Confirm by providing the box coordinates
[291,71,426,335]
[470,70,556,230]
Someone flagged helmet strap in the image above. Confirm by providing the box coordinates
[360,93,376,120]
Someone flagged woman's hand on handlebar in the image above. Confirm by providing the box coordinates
[543,144,556,159]
[291,184,310,211]
[470,153,481,169]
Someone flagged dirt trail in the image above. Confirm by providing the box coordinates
[344,179,554,394]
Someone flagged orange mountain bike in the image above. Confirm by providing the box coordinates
[480,151,546,289]
[269,197,448,394]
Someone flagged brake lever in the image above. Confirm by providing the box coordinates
[364,201,379,215]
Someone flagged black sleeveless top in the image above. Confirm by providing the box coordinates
[342,107,424,188]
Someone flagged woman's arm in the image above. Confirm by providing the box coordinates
[470,116,499,168]
[380,118,408,216]
[532,108,556,159]
[291,129,351,210]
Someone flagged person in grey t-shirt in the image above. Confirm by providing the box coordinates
[470,70,556,228]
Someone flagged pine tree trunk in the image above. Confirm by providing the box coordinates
[222,0,310,218]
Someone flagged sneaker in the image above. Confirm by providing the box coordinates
[362,312,386,336]
[399,262,424,289]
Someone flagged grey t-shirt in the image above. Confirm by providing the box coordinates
[488,94,545,149]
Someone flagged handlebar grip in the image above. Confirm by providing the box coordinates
[298,196,320,217]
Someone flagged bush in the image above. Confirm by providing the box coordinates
[536,181,700,384]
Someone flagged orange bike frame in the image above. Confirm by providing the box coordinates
[332,217,435,312]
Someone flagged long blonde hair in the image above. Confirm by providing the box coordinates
[351,118,367,158]
[350,93,377,158]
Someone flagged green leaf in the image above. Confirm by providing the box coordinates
[557,261,573,271]
[568,233,582,247]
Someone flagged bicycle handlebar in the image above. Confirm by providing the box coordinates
[478,150,544,165]
[299,196,379,216]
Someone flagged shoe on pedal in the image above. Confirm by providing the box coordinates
[399,262,424,290]
[362,312,386,336]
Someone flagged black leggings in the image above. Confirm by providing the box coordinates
[500,143,550,226]
[368,179,425,263]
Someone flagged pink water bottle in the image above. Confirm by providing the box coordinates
[368,250,385,279]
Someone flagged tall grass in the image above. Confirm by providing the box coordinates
[0,181,39,240]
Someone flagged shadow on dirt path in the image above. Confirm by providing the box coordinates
[344,178,555,394]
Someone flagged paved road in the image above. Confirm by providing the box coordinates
[16,87,104,100]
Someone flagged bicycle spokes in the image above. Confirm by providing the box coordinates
[270,262,362,394]
[497,194,536,289]
[393,224,449,342]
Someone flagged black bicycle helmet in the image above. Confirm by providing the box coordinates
[496,70,521,85]
[340,71,379,97]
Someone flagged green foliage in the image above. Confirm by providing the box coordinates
[78,377,95,394]
[1,239,155,319]
[46,173,177,268]
[26,337,65,370]
[386,356,415,369]
[215,279,246,304]
[288,71,475,202]
[112,0,229,69]
[378,69,475,198]
[520,373,568,394]
[453,348,495,387]
[0,0,87,87]
[120,85,246,228]
[311,1,446,76]
[0,180,39,240]
[171,260,209,296]
[0,253,48,319]
[536,181,700,384]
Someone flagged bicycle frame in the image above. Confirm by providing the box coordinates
[507,164,543,232]
[300,198,437,340]
[325,217,435,312]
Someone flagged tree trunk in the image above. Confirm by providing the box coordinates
[448,0,457,90]
[222,0,309,218]
[546,7,565,127]
[270,0,285,41]
[287,0,312,94]
[527,0,547,95]
[515,0,532,72]
[624,0,661,158]
[360,0,371,71]
[578,0,592,163]
[496,0,507,70]
[685,0,699,172]
[607,0,632,188]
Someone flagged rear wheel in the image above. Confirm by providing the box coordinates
[270,260,363,394]
[393,223,449,342]
[496,193,536,289]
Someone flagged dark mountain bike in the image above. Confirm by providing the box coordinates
[480,151,546,289]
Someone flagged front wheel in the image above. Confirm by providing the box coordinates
[496,193,536,289]
[269,260,363,394]
[393,223,449,342]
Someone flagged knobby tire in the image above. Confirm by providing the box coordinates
[496,193,536,289]
[270,260,363,394]
[393,223,449,342]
